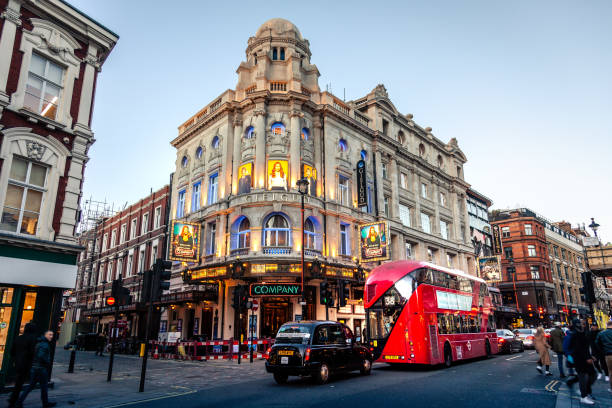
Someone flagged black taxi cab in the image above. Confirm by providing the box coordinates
[265,321,373,384]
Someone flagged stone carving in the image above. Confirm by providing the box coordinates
[241,135,255,160]
[26,140,46,161]
[266,129,289,155]
[301,137,313,162]
[373,84,388,99]
[38,28,70,55]
[1,6,21,26]
[84,55,101,70]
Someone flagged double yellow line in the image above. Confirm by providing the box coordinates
[545,380,560,392]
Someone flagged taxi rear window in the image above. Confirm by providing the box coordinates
[275,325,312,344]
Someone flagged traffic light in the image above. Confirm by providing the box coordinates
[356,265,365,283]
[311,259,322,278]
[527,304,533,312]
[580,272,596,305]
[110,278,131,306]
[231,285,248,310]
[338,280,350,308]
[320,281,332,306]
[231,262,244,278]
[151,258,172,302]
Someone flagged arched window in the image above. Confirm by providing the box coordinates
[196,146,203,159]
[360,149,367,161]
[244,126,255,139]
[263,214,290,247]
[280,47,285,60]
[398,131,406,145]
[211,136,220,149]
[419,143,426,157]
[301,128,309,140]
[231,217,251,250]
[272,47,278,60]
[437,154,443,168]
[339,139,348,152]
[271,122,285,135]
[181,156,188,168]
[304,218,317,250]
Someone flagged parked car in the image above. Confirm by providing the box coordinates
[265,321,373,385]
[496,329,524,354]
[514,328,537,348]
[74,333,100,351]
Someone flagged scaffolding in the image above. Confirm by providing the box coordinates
[77,197,118,234]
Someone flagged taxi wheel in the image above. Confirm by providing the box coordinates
[520,343,525,353]
[315,362,330,384]
[360,358,372,375]
[273,373,288,384]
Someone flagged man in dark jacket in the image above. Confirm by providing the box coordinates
[8,323,37,407]
[587,323,608,381]
[550,324,566,378]
[15,330,56,408]
[566,319,596,405]
[595,320,612,392]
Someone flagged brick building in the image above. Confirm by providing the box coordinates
[0,0,116,385]
[65,185,170,342]
[490,208,556,326]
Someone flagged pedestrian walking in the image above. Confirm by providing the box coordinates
[534,327,552,375]
[588,323,609,381]
[15,330,57,408]
[7,323,38,407]
[96,332,106,356]
[549,323,566,378]
[595,320,612,393]
[566,319,596,405]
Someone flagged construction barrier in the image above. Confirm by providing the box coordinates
[149,338,275,361]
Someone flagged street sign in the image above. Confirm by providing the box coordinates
[106,296,116,306]
[252,299,259,311]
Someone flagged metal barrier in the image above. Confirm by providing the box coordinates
[149,338,275,361]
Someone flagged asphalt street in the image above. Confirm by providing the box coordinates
[122,350,560,408]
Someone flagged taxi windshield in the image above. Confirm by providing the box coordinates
[275,325,312,344]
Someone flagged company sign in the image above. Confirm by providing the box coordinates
[250,283,301,297]
[169,221,201,262]
[359,221,389,262]
[491,225,503,255]
[356,160,367,207]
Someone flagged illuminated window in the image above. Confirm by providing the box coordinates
[232,217,251,250]
[264,214,290,247]
[211,136,220,149]
[339,139,348,152]
[192,181,201,212]
[24,53,64,120]
[196,146,203,159]
[154,206,162,229]
[207,222,216,255]
[245,126,255,139]
[181,156,188,168]
[340,223,350,255]
[271,122,285,135]
[0,157,47,235]
[304,218,317,250]
[360,150,367,161]
[208,173,218,205]
[301,128,309,140]
[338,175,349,206]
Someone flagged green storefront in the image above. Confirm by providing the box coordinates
[0,240,79,388]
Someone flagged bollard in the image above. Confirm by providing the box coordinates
[68,347,76,373]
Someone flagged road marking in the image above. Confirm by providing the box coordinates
[529,351,536,355]
[544,380,560,393]
[505,355,522,360]
[102,390,197,407]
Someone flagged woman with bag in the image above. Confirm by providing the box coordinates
[534,327,552,375]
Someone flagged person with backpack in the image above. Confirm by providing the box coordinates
[566,319,597,405]
[550,323,566,378]
[595,320,612,392]
[588,322,609,381]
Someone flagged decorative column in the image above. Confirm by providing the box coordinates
[390,158,400,220]
[313,116,323,197]
[289,108,302,191]
[231,117,243,195]
[254,108,266,190]
[74,44,100,133]
[433,178,440,236]
[412,167,421,229]
[374,150,384,218]
[0,0,21,103]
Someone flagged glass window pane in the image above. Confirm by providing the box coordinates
[20,211,39,235]
[46,61,63,84]
[29,164,47,187]
[44,82,61,100]
[24,189,43,213]
[0,207,20,232]
[0,288,13,304]
[0,306,13,368]
[9,158,28,182]
[25,75,43,99]
[29,54,46,76]
[5,184,24,208]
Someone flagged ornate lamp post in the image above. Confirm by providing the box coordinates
[297,178,309,319]
[589,218,600,238]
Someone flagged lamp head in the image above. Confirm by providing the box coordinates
[296,178,309,195]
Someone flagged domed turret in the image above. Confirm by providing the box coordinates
[255,18,304,41]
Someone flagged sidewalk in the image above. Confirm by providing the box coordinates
[12,349,266,407]
[556,376,612,408]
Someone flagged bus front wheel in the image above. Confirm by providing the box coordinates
[444,344,452,368]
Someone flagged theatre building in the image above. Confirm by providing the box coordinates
[165,19,476,341]
[0,0,116,386]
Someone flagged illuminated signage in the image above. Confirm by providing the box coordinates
[267,160,289,191]
[250,283,301,297]
[478,256,502,284]
[359,221,389,262]
[356,160,367,207]
[169,221,201,262]
[491,225,503,255]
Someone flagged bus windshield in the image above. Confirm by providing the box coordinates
[368,272,415,341]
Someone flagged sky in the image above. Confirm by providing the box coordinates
[70,0,612,242]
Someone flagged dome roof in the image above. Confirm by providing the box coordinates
[255,18,303,41]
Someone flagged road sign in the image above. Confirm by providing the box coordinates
[252,299,259,311]
[106,296,116,306]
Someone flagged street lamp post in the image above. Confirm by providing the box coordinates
[588,218,607,316]
[297,178,309,320]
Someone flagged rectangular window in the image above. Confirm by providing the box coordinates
[207,222,216,255]
[338,175,349,206]
[427,248,434,262]
[130,218,137,239]
[177,189,186,218]
[553,246,559,257]
[154,206,162,229]
[151,245,158,267]
[138,249,145,272]
[24,53,64,120]
[501,226,510,238]
[383,196,390,217]
[110,230,117,247]
[439,192,446,207]
[405,242,413,259]
[399,204,411,227]
[192,181,201,212]
[340,223,350,255]
[446,253,454,268]
[102,234,108,252]
[527,245,536,257]
[524,224,532,235]
[0,157,48,235]
[400,173,408,190]
[208,174,218,205]
[440,221,449,240]
[561,248,566,260]
[141,213,149,235]
[117,258,123,279]
[382,162,388,179]
[504,246,513,259]
[421,183,428,199]
[126,254,133,277]
[120,224,127,244]
[530,265,540,280]
[421,213,431,234]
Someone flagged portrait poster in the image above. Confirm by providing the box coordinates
[359,221,389,262]
[238,162,253,194]
[302,164,317,196]
[267,160,288,191]
[478,256,502,284]
[169,220,201,262]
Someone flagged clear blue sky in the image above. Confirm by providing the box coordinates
[71,0,612,241]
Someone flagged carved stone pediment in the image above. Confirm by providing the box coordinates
[301,137,313,162]
[241,134,255,161]
[266,129,289,155]
[26,140,46,161]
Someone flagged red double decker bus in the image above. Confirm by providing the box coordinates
[365,260,498,366]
